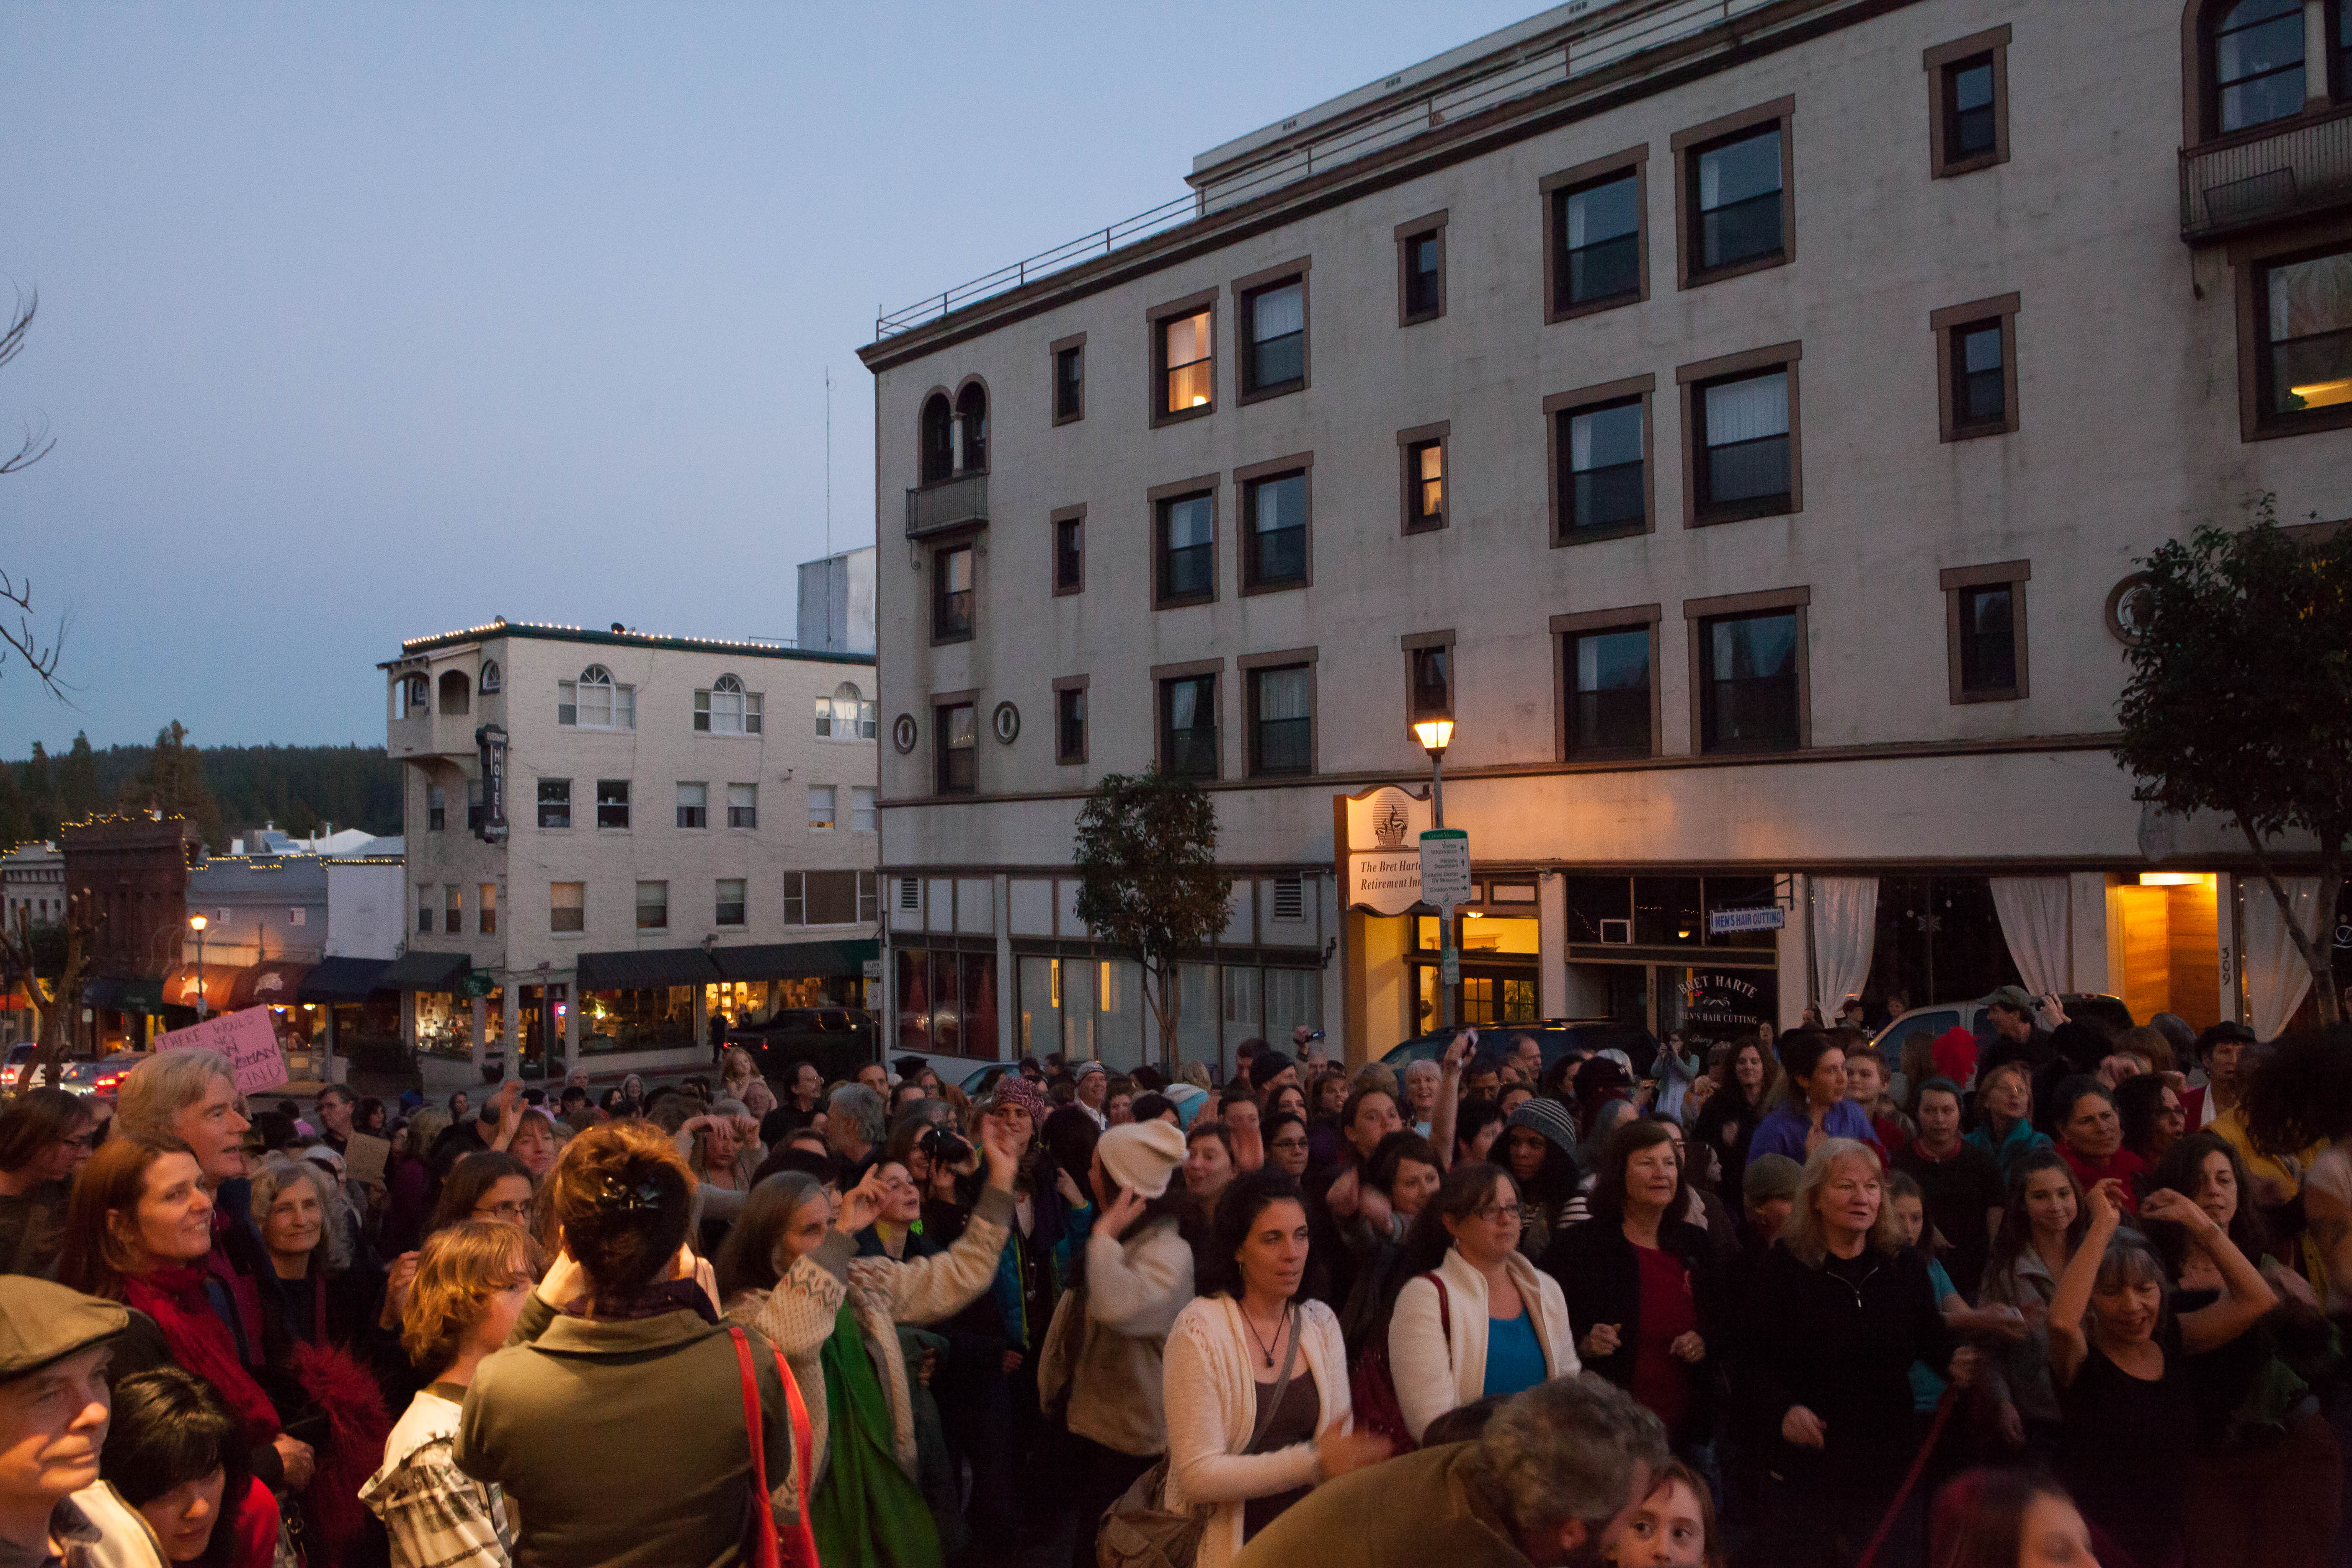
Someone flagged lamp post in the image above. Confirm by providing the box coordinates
[1412,718,1457,1029]
[188,914,208,1021]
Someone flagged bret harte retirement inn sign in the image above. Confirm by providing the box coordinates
[1336,785,1433,916]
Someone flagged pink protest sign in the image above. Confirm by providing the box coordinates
[153,1006,289,1096]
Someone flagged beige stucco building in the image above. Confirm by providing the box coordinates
[381,620,880,1077]
[859,0,2352,1073]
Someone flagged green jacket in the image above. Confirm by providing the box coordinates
[1232,1443,1528,1568]
[457,1296,798,1568]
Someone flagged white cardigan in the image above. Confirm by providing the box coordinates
[1163,1295,1351,1568]
[1387,1245,1579,1442]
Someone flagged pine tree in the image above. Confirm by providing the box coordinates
[18,744,54,839]
[57,732,99,821]
[120,721,223,850]
[0,762,25,848]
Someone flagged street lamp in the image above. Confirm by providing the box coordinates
[1412,718,1457,1028]
[187,915,208,1021]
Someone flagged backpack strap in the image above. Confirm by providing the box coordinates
[726,1326,782,1568]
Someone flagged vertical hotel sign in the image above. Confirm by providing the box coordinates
[475,724,509,843]
[1334,785,1432,916]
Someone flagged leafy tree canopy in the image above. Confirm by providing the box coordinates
[1072,769,1235,1069]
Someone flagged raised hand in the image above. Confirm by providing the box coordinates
[835,1170,889,1234]
[1097,1185,1149,1241]
[980,1114,1024,1189]
[1781,1406,1827,1449]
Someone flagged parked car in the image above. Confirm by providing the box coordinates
[1868,993,2133,1077]
[0,1043,36,1090]
[1381,1018,1659,1080]
[725,1008,878,1086]
[1,1047,144,1097]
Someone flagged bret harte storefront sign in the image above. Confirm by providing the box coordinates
[1338,785,1433,916]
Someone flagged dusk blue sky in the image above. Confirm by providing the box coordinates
[2,2,1537,755]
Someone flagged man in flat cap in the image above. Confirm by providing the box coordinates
[0,1276,161,1568]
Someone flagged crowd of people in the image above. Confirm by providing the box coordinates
[3,994,2351,1568]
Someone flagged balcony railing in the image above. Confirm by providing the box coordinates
[2181,105,2352,241]
[905,472,988,539]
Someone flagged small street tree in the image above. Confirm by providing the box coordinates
[0,892,96,1094]
[1072,769,1235,1071]
[2113,497,2351,1026]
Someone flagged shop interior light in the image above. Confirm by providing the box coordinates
[2137,872,2208,886]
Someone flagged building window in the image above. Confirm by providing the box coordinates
[1152,294,1216,421]
[920,393,953,485]
[637,880,669,931]
[1932,295,2021,440]
[1160,673,1218,780]
[937,702,977,794]
[1946,57,1996,157]
[1674,100,1794,288]
[558,665,633,730]
[1942,562,2030,704]
[1247,663,1313,777]
[438,671,470,716]
[1550,165,1644,315]
[716,879,747,928]
[695,675,763,735]
[1681,351,1800,526]
[934,544,975,641]
[1237,269,1308,401]
[1397,213,1446,324]
[1056,682,1088,765]
[550,882,585,934]
[1696,607,1804,754]
[1053,509,1085,594]
[1155,488,1217,608]
[808,785,836,830]
[851,785,877,833]
[418,885,433,934]
[479,882,497,935]
[395,673,428,717]
[1408,642,1452,723]
[1398,423,1448,534]
[2212,0,2306,134]
[427,785,446,832]
[536,779,571,830]
[1564,627,1655,759]
[444,885,462,934]
[955,384,988,472]
[596,779,630,830]
[1240,466,1309,592]
[2254,246,2352,431]
[1053,335,1086,424]
[479,659,501,694]
[1554,394,1648,541]
[727,783,758,829]
[676,782,708,828]
[816,681,876,740]
[785,870,875,926]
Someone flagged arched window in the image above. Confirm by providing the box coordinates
[920,394,954,485]
[560,664,634,730]
[2210,0,2306,134]
[695,673,763,735]
[956,384,989,473]
[397,673,429,717]
[818,681,876,741]
[437,670,471,716]
[479,659,502,694]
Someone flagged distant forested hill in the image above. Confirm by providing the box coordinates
[1,730,400,851]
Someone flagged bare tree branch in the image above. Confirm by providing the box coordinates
[0,287,34,373]
[0,569,69,697]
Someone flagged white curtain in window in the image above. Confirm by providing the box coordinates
[1253,284,1303,340]
[1809,876,1878,1014]
[1699,129,1779,207]
[1264,967,1322,1044]
[1704,374,1787,442]
[1257,667,1310,721]
[1989,877,2071,997]
[2244,877,2320,1039]
[1177,962,1221,1075]
[1570,404,1640,469]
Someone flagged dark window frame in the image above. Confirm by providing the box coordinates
[1550,606,1663,762]
[1397,421,1450,535]
[1671,97,1797,291]
[1153,659,1224,781]
[1240,650,1318,779]
[918,391,954,487]
[1924,27,2012,178]
[1233,258,1312,405]
[932,541,975,644]
[2197,0,2313,140]
[1148,288,1219,427]
[1235,453,1313,596]
[1401,630,1456,738]
[2234,219,2352,441]
[595,778,631,830]
[1542,146,1651,323]
[1395,210,1449,326]
[715,878,748,928]
[1942,561,2032,704]
[1053,674,1089,766]
[1545,374,1656,547]
[1931,294,2022,440]
[1051,332,1087,426]
[1149,475,1220,610]
[1676,343,1803,528]
[536,777,572,830]
[952,379,989,474]
[1684,587,1813,756]
[934,695,979,796]
[1052,504,1086,596]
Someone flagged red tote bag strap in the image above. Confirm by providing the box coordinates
[769,1345,820,1568]
[1421,1272,1452,1337]
[726,1327,783,1568]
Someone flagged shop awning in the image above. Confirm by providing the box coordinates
[575,947,721,991]
[233,961,312,1009]
[710,939,879,982]
[298,957,394,1003]
[161,964,243,1014]
[377,950,472,993]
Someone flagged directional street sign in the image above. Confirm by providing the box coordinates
[1418,828,1472,909]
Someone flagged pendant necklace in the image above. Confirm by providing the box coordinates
[1243,1300,1289,1369]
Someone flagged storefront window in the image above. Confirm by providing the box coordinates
[1866,877,2020,1015]
[415,991,468,1058]
[580,986,692,1055]
[1661,967,1778,1042]
[1414,915,1539,954]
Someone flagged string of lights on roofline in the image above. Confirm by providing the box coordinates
[398,615,804,657]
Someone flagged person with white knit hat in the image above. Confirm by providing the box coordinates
[1039,1118,1194,1568]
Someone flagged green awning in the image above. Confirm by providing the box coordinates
[575,947,721,991]
[83,976,165,1014]
[710,939,879,982]
[377,950,472,992]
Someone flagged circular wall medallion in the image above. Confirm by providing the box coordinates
[991,700,1021,745]
[890,713,919,754]
[2104,572,2155,647]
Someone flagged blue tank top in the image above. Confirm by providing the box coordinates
[1482,1307,1547,1398]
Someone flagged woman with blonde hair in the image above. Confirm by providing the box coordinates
[720,1045,763,1103]
[363,1222,543,1568]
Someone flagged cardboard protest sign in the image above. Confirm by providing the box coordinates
[343,1132,392,1188]
[153,1007,289,1097]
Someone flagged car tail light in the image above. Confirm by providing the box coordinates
[94,1073,120,1095]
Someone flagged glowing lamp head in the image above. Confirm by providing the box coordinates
[187,914,208,933]
[1412,718,1455,756]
